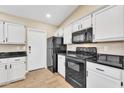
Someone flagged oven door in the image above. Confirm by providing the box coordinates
[65,57,86,88]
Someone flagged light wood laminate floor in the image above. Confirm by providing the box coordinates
[1,69,72,88]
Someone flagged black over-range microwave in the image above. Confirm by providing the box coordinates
[72,27,93,44]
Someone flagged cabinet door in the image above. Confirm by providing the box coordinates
[8,61,26,82]
[55,29,64,37]
[80,15,92,30]
[72,21,80,32]
[93,6,124,42]
[0,64,7,84]
[87,69,121,88]
[58,55,65,78]
[0,21,4,43]
[5,23,26,44]
[63,24,72,44]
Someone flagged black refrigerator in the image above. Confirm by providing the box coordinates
[47,37,66,73]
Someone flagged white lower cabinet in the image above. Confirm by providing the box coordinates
[0,57,26,85]
[87,62,122,88]
[7,61,26,82]
[58,54,65,78]
[0,63,7,85]
[87,69,121,88]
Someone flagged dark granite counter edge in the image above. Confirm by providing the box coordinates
[86,58,123,69]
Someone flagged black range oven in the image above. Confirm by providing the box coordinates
[66,56,86,88]
[65,47,97,88]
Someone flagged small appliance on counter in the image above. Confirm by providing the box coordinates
[65,47,97,88]
[47,36,66,73]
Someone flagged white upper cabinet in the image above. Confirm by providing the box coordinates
[72,20,80,32]
[80,15,92,30]
[0,21,4,43]
[72,15,92,32]
[5,22,26,44]
[54,28,64,37]
[93,6,124,42]
[63,24,72,44]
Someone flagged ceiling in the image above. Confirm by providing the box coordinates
[0,5,79,26]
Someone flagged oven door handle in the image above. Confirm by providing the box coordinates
[66,57,85,64]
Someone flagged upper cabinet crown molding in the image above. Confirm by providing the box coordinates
[0,21,26,44]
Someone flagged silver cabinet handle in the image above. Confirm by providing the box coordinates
[10,64,12,69]
[6,38,8,42]
[5,65,7,70]
[96,68,104,72]
[29,46,31,53]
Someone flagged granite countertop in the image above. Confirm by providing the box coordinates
[0,51,27,59]
[86,58,123,69]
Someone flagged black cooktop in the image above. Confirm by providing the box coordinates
[66,54,95,60]
[66,47,124,69]
[66,47,97,60]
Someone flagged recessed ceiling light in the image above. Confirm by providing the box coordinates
[46,13,51,18]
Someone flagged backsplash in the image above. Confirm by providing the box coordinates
[0,45,26,52]
[67,41,124,56]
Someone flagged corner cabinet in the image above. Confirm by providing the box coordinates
[4,22,26,44]
[93,6,124,42]
[63,24,72,44]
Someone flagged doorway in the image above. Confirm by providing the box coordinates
[27,28,47,71]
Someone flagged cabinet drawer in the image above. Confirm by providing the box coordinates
[87,62,122,80]
[58,55,65,62]
[8,57,26,62]
[0,59,8,64]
